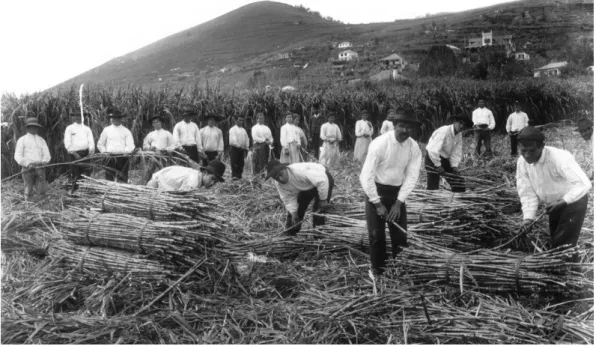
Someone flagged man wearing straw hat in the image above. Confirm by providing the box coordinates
[229,116,250,180]
[575,118,593,180]
[360,108,422,275]
[147,159,226,191]
[472,97,495,156]
[425,114,473,192]
[14,117,51,201]
[141,114,175,183]
[97,109,135,183]
[197,114,224,167]
[251,112,273,175]
[516,126,591,255]
[265,159,334,236]
[506,101,529,157]
[173,109,201,163]
[380,109,396,135]
[64,109,95,191]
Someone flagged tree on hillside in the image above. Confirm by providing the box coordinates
[419,45,460,77]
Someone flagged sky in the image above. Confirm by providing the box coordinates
[0,0,517,95]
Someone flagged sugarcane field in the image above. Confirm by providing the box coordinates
[1,0,595,344]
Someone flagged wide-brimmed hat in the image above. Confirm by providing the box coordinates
[388,110,420,124]
[199,160,226,182]
[449,113,473,128]
[149,114,163,123]
[24,118,43,128]
[70,109,83,117]
[107,109,125,118]
[181,109,198,117]
[264,159,289,181]
[204,114,225,122]
[576,118,593,131]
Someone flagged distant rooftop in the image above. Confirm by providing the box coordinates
[534,62,568,70]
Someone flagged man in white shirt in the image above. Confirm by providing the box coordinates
[97,110,135,183]
[576,118,593,180]
[64,109,95,191]
[266,159,334,236]
[147,159,225,191]
[516,127,591,256]
[360,109,422,275]
[251,112,273,175]
[472,98,496,156]
[198,114,224,167]
[380,109,396,135]
[173,109,201,163]
[319,114,342,169]
[142,114,175,183]
[506,101,529,156]
[425,114,472,192]
[14,118,51,201]
[229,117,250,180]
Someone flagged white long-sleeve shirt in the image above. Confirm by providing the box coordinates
[380,120,394,135]
[355,120,373,137]
[320,123,342,142]
[506,112,529,133]
[251,124,273,144]
[516,146,591,220]
[472,108,495,130]
[274,163,329,213]
[64,123,95,153]
[360,132,422,204]
[147,166,203,191]
[143,129,175,150]
[14,133,51,167]
[229,125,250,149]
[426,125,463,168]
[280,123,300,147]
[97,125,135,154]
[173,121,200,147]
[198,126,224,152]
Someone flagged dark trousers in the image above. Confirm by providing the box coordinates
[312,133,321,158]
[182,145,199,163]
[201,151,219,167]
[285,171,334,235]
[366,183,408,273]
[474,129,492,155]
[510,133,519,156]
[549,194,588,250]
[21,167,47,200]
[68,149,92,190]
[105,156,130,183]
[253,142,269,175]
[230,146,246,179]
[425,154,466,192]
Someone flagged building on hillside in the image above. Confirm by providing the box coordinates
[339,50,359,61]
[338,41,352,49]
[533,62,567,77]
[379,53,407,71]
[277,52,292,60]
[522,41,533,49]
[465,31,514,50]
[514,52,530,61]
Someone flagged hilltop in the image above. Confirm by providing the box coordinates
[54,0,594,90]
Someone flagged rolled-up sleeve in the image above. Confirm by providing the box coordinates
[397,145,421,203]
[516,159,540,220]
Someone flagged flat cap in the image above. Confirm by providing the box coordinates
[517,126,545,142]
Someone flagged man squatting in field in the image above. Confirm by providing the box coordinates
[173,109,201,164]
[425,114,473,192]
[576,117,593,181]
[147,159,226,191]
[228,116,250,180]
[14,118,51,201]
[266,159,334,236]
[472,97,495,156]
[516,126,591,261]
[97,110,135,183]
[360,109,422,275]
[197,114,224,167]
[141,114,175,183]
[505,101,529,157]
[64,109,95,192]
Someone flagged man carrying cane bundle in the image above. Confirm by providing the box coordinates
[506,101,529,157]
[97,110,135,183]
[360,109,422,275]
[14,118,51,201]
[425,114,473,192]
[266,159,334,236]
[516,127,591,257]
[64,109,95,191]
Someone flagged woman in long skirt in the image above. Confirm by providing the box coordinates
[319,114,342,169]
[354,110,373,163]
[251,112,273,175]
[280,113,301,163]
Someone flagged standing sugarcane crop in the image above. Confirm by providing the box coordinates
[380,109,396,135]
[575,118,593,180]
[197,114,224,166]
[97,109,135,183]
[251,112,273,176]
[354,110,373,164]
[359,109,422,275]
[280,113,301,164]
[310,109,327,159]
[472,97,495,156]
[147,159,226,191]
[425,114,473,193]
[506,101,529,157]
[64,109,95,192]
[141,114,175,183]
[229,117,250,180]
[14,118,51,201]
[319,113,342,169]
[516,126,591,261]
[173,109,201,164]
[265,159,334,236]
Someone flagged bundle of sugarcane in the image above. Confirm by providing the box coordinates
[58,208,228,264]
[48,240,173,280]
[67,177,227,225]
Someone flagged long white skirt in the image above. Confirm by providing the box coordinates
[319,141,340,169]
[353,137,371,163]
[280,142,301,164]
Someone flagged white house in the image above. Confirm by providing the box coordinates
[338,41,352,49]
[514,52,530,61]
[339,50,358,61]
[533,62,567,77]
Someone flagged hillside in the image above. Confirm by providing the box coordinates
[54,0,594,90]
